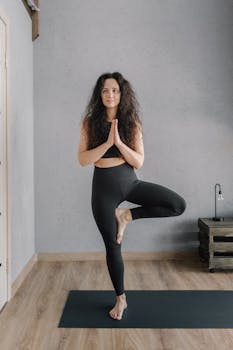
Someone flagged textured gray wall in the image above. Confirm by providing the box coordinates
[0,0,35,282]
[34,0,233,253]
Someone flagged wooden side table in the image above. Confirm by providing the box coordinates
[198,218,233,272]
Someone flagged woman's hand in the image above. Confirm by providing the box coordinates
[112,120,144,169]
[113,119,122,147]
[106,120,115,147]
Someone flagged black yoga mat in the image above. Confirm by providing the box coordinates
[58,290,233,328]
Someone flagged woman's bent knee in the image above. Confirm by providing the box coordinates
[175,197,186,216]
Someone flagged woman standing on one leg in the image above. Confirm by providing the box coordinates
[78,72,186,321]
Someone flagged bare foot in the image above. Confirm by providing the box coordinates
[109,294,128,320]
[115,208,132,244]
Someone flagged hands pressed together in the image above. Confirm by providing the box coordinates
[106,119,122,148]
[104,118,143,169]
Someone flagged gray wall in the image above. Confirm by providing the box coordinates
[34,0,233,253]
[0,0,35,282]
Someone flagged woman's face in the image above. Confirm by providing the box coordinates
[101,78,121,109]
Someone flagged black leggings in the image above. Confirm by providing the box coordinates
[91,162,186,296]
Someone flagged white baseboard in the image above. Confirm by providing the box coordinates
[37,250,198,261]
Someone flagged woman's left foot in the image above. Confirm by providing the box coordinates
[115,208,132,244]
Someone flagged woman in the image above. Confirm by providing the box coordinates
[78,72,186,321]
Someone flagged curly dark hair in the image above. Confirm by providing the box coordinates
[80,72,143,151]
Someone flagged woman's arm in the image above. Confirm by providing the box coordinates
[78,122,111,166]
[115,121,144,169]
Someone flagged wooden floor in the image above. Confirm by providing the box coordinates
[1,258,233,350]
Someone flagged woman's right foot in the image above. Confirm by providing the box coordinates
[109,294,128,320]
[115,208,132,244]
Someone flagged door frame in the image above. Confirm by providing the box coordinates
[0,7,12,309]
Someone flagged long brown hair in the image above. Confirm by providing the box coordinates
[80,72,143,150]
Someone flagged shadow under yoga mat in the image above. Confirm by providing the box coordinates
[58,290,233,328]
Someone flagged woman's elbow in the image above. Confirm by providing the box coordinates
[135,157,144,169]
[135,163,143,170]
[78,155,87,167]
